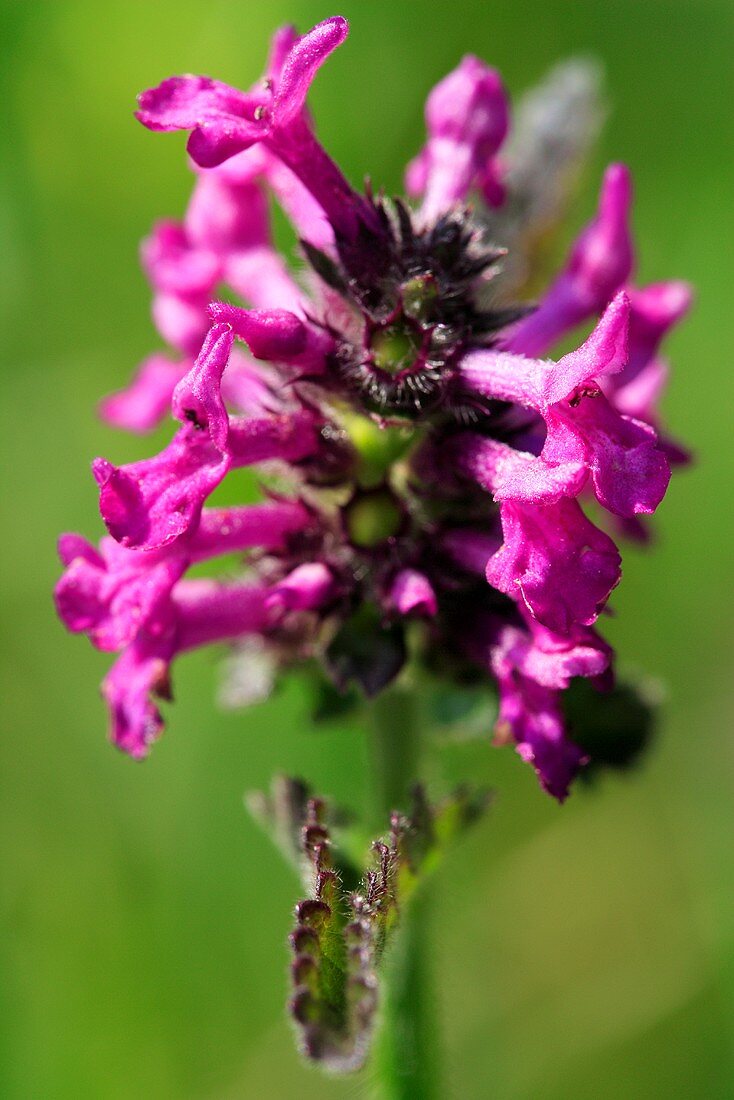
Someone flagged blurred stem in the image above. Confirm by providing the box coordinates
[369,687,437,1100]
[369,686,421,823]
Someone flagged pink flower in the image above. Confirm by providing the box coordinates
[453,436,621,632]
[459,293,671,517]
[103,580,274,758]
[406,56,509,222]
[468,614,611,799]
[93,411,318,551]
[136,19,378,244]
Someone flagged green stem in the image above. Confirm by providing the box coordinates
[369,687,421,821]
[369,687,437,1100]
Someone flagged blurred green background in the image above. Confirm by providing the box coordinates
[2,0,733,1096]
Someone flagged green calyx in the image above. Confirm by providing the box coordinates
[401,274,438,323]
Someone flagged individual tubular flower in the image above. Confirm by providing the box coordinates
[461,610,611,798]
[458,293,671,517]
[491,629,589,801]
[94,408,319,551]
[102,580,275,758]
[57,17,688,800]
[56,499,317,754]
[605,280,692,427]
[480,59,605,295]
[406,56,510,223]
[55,500,310,649]
[451,436,621,632]
[135,18,381,245]
[101,128,310,435]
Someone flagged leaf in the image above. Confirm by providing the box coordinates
[248,779,491,1072]
[324,606,407,698]
[300,239,348,293]
[565,679,656,776]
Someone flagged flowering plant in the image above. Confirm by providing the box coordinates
[55,15,688,1083]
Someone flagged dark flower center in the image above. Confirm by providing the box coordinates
[305,197,529,420]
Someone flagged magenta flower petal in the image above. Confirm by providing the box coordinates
[209,303,305,359]
[563,163,634,307]
[453,434,620,630]
[473,619,596,801]
[460,295,668,516]
[455,433,587,508]
[58,533,103,568]
[95,409,319,552]
[190,501,309,558]
[389,568,438,617]
[487,496,621,632]
[136,19,377,243]
[152,292,211,357]
[545,393,671,515]
[459,291,630,410]
[172,322,234,449]
[272,17,349,127]
[209,302,332,374]
[407,55,509,223]
[264,25,300,81]
[185,169,306,311]
[100,354,187,433]
[136,75,255,133]
[495,658,587,801]
[185,172,269,254]
[93,427,231,551]
[55,544,185,652]
[509,613,612,690]
[539,289,630,405]
[102,639,173,758]
[625,280,692,380]
[266,562,336,613]
[142,220,220,296]
[263,156,335,251]
[220,347,282,416]
[174,580,273,651]
[225,410,320,466]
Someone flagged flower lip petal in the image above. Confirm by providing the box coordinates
[273,17,350,127]
[187,120,265,169]
[172,322,234,450]
[135,74,255,132]
[542,290,630,406]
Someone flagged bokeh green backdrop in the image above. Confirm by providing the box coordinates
[2,1,733,1096]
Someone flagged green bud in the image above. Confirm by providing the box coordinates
[401,273,438,323]
[345,489,402,548]
[342,413,414,489]
[370,323,420,375]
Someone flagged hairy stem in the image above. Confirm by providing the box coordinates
[369,687,437,1099]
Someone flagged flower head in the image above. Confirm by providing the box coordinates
[58,18,688,798]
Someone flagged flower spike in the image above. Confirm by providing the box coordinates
[59,21,687,801]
